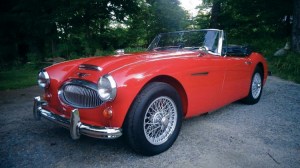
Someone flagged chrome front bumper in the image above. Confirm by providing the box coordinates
[33,96,122,139]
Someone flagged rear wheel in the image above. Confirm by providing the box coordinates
[124,82,183,156]
[242,66,263,104]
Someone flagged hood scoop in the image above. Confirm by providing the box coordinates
[79,64,102,71]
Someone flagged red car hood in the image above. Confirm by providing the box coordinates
[46,50,197,84]
[81,50,196,73]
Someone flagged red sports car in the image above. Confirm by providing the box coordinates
[33,29,268,155]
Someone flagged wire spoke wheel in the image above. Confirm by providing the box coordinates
[251,72,262,99]
[143,96,177,145]
[124,82,182,155]
[242,66,263,105]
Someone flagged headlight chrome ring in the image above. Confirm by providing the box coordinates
[38,70,50,88]
[97,74,117,101]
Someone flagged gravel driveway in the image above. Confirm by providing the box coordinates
[0,76,299,168]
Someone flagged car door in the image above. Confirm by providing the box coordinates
[216,55,252,107]
[182,53,226,117]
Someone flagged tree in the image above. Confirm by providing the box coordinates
[198,0,221,29]
[209,0,221,28]
[0,0,189,68]
[0,0,141,67]
[197,0,293,39]
[127,0,188,46]
[0,0,59,66]
[292,0,300,53]
[54,0,140,55]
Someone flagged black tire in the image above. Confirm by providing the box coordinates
[123,82,183,156]
[242,66,263,104]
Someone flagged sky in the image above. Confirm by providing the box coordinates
[179,0,202,17]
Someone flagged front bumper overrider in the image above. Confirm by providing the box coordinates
[33,96,122,139]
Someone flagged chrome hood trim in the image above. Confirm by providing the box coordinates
[79,64,102,71]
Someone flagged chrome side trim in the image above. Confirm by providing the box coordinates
[79,64,102,71]
[33,96,122,139]
[191,72,209,76]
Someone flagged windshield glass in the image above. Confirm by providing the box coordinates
[147,29,223,55]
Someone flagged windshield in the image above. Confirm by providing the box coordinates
[147,29,223,55]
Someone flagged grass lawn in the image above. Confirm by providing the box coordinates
[0,65,39,90]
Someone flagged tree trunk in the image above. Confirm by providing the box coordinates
[292,0,300,53]
[210,0,221,28]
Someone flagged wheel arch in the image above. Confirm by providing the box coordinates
[146,75,188,117]
[249,52,268,85]
[122,75,188,129]
[255,62,267,85]
[256,62,264,78]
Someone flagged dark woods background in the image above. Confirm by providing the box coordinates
[0,0,297,69]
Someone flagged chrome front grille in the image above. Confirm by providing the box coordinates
[59,80,103,108]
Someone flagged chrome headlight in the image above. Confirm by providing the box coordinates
[38,70,50,88]
[97,74,117,101]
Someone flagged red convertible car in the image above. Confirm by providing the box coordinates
[33,29,268,155]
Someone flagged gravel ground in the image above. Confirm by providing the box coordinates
[0,76,299,168]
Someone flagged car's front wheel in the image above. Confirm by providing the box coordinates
[242,66,263,104]
[124,82,183,155]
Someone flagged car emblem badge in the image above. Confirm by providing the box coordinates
[77,72,90,78]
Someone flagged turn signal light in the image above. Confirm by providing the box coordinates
[103,107,113,119]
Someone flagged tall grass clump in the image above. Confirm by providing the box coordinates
[250,38,300,83]
[270,52,300,83]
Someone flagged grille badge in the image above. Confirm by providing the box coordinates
[77,72,90,78]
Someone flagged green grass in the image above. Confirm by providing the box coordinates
[0,65,39,90]
[268,52,300,83]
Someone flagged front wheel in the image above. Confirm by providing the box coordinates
[124,82,183,155]
[242,66,263,104]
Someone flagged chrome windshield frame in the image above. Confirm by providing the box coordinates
[147,29,224,56]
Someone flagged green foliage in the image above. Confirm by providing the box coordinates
[94,49,114,57]
[126,0,189,47]
[0,0,188,69]
[270,52,300,83]
[196,0,292,39]
[0,0,141,68]
[125,47,146,53]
